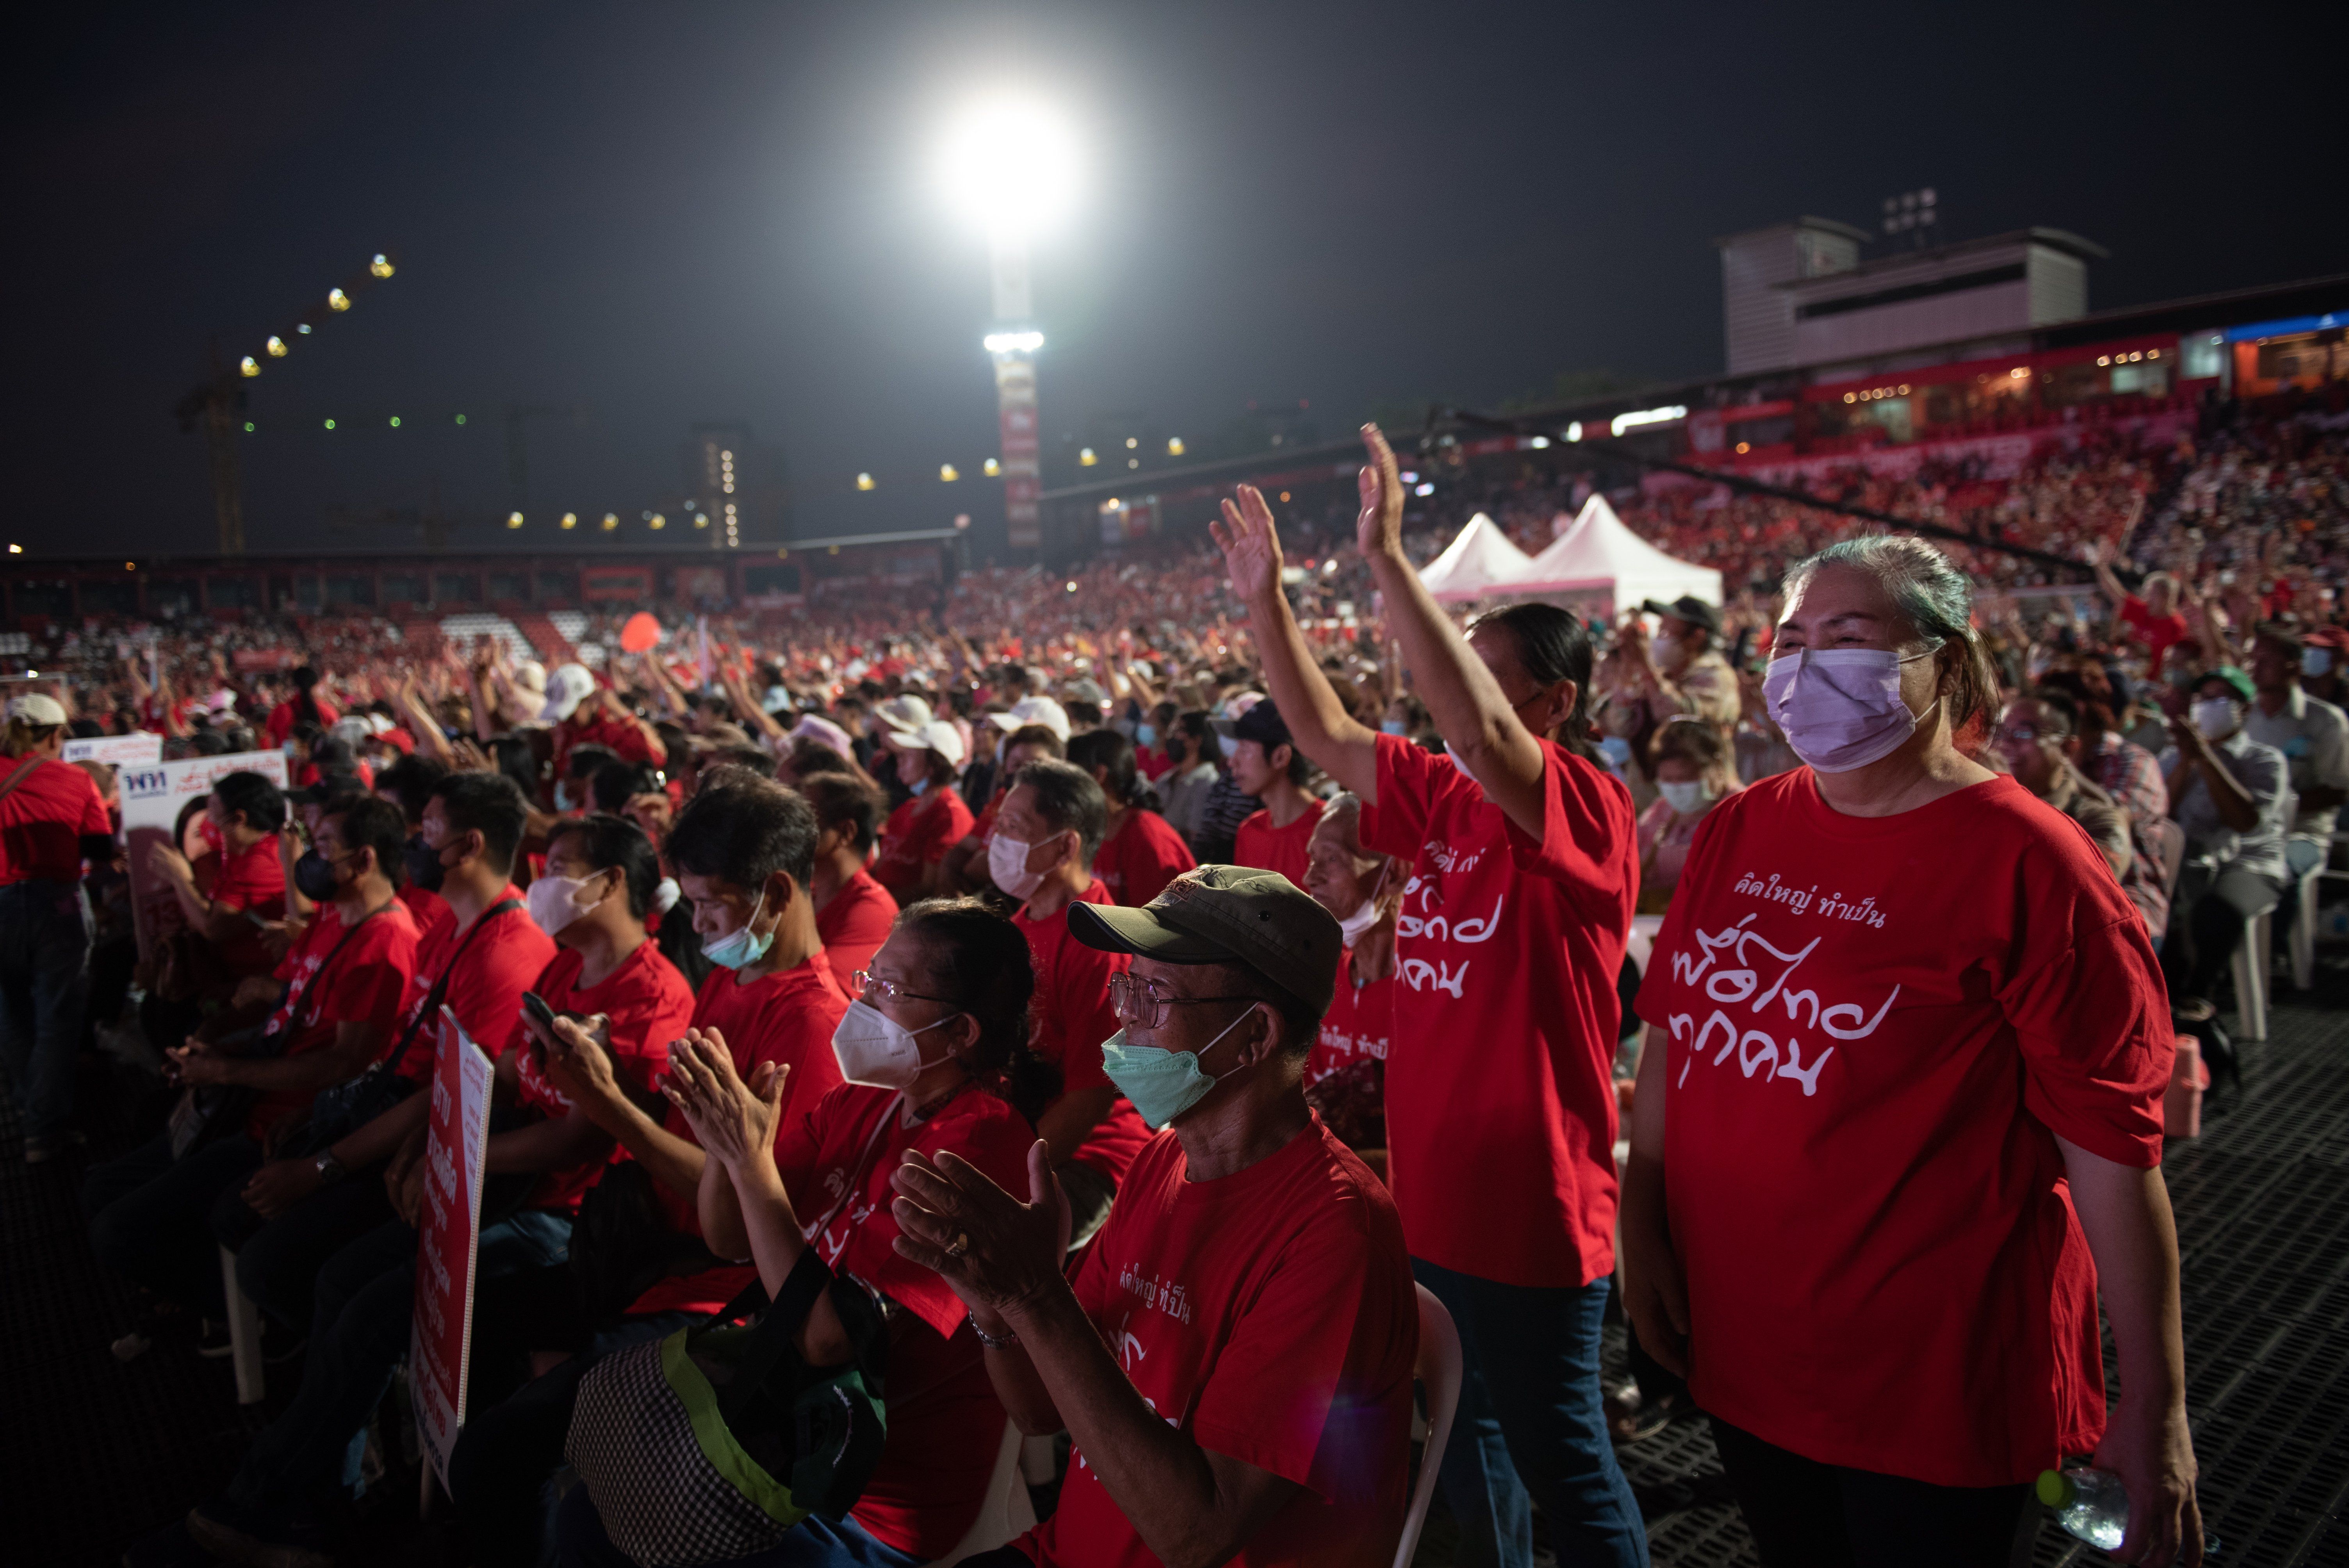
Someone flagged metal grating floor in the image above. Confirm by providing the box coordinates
[4,976,2346,1566]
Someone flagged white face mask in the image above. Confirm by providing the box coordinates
[987,832,1046,902]
[1762,647,1938,774]
[1333,860,1389,947]
[1658,779,1713,815]
[830,1001,957,1090]
[526,871,602,937]
[2191,697,2240,739]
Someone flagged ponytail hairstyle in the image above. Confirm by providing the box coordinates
[1782,536,2001,742]
[1465,601,1599,762]
[291,665,325,729]
[1,717,62,759]
[1066,727,1159,813]
[894,897,1061,1128]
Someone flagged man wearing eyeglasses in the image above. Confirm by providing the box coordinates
[891,864,1420,1568]
[1995,694,2137,888]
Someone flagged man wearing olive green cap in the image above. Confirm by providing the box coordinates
[889,865,1422,1568]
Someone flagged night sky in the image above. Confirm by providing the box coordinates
[13,2,2344,560]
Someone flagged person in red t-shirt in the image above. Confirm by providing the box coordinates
[446,778,850,1563]
[264,666,337,749]
[1228,699,1325,889]
[891,865,1419,1568]
[551,679,667,783]
[872,720,976,902]
[145,770,291,985]
[553,898,1060,1565]
[1069,728,1197,907]
[1625,537,2200,1564]
[946,722,1065,896]
[1299,794,1397,1167]
[215,772,562,1330]
[800,773,899,992]
[995,759,1150,1245]
[2097,559,2194,680]
[88,795,420,1327]
[1212,435,1647,1566]
[0,694,116,1158]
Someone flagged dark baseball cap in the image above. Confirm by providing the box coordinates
[1067,863,1339,1019]
[1229,698,1292,752]
[1640,595,1721,635]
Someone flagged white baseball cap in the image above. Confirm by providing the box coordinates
[875,695,933,734]
[541,663,597,723]
[7,693,67,726]
[887,719,966,768]
[986,695,1071,743]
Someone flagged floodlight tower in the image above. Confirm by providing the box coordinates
[941,102,1076,554]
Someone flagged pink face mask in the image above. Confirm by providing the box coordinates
[1762,648,1938,773]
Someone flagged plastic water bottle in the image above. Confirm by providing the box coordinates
[2038,1468,2127,1549]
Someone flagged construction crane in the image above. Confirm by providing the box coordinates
[172,252,399,555]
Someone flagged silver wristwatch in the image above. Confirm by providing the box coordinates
[968,1315,1019,1349]
[312,1150,347,1184]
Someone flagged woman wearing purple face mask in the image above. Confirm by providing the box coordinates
[1621,536,2203,1568]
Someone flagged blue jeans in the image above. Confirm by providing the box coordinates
[551,1483,926,1568]
[1412,1259,1648,1568]
[218,1208,574,1524]
[0,878,89,1140]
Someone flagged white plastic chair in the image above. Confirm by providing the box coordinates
[1395,1284,1463,1568]
[933,1419,1037,1565]
[2230,906,2274,1042]
[217,1244,266,1405]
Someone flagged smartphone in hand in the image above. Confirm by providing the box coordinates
[521,991,556,1032]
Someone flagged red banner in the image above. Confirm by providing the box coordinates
[410,1007,495,1488]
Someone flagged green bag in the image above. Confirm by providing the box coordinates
[565,1249,889,1566]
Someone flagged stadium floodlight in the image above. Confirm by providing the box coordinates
[939,99,1080,239]
[1610,404,1688,437]
[983,330,1045,354]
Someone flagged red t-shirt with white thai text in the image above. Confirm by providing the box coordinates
[777,1083,1037,1560]
[250,899,421,1139]
[630,951,851,1315]
[1013,880,1149,1183]
[510,938,696,1212]
[1094,807,1197,907]
[388,891,556,1080]
[1634,770,2171,1486]
[1233,798,1324,889]
[872,788,976,902]
[1356,733,1634,1287]
[1306,953,1396,1089]
[1016,1118,1418,1568]
[816,868,899,994]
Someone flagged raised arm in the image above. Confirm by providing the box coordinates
[1352,423,1554,838]
[1209,486,1380,801]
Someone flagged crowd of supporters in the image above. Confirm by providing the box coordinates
[0,394,2338,1568]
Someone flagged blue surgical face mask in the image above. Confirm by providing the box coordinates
[1380,719,1408,735]
[1135,723,1157,747]
[1098,1005,1258,1130]
[1597,735,1633,772]
[907,775,929,796]
[702,887,773,970]
[2305,647,2334,679]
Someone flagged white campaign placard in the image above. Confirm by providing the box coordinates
[119,748,291,965]
[64,732,164,766]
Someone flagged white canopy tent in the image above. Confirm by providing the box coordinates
[1414,512,1537,602]
[1510,495,1722,617]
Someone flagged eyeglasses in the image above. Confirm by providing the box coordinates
[851,971,959,1009]
[1106,972,1258,1030]
[1994,724,2066,744]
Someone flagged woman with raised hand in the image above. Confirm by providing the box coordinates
[1211,425,1645,1568]
[1622,535,2199,1567]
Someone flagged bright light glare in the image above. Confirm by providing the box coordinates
[940,100,1079,235]
[1610,404,1688,437]
[983,330,1045,354]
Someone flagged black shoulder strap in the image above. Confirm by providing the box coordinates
[270,898,395,1041]
[0,754,44,805]
[381,898,523,1070]
[715,1249,848,1421]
